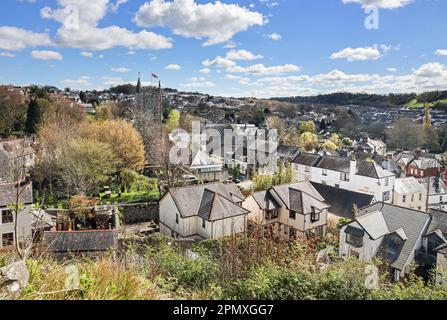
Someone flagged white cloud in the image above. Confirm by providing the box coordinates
[102,76,125,87]
[387,67,397,72]
[199,68,211,74]
[111,0,128,12]
[61,76,92,88]
[203,56,236,68]
[264,33,282,41]
[225,49,263,61]
[81,51,93,58]
[134,0,265,46]
[435,49,447,57]
[180,80,215,88]
[112,67,131,73]
[31,50,63,61]
[165,64,182,70]
[222,62,447,98]
[341,0,413,9]
[412,62,447,78]
[330,45,393,62]
[227,63,300,75]
[41,0,172,51]
[0,52,16,58]
[0,26,52,51]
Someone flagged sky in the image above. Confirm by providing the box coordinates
[0,0,446,98]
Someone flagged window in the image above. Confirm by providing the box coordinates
[346,234,363,248]
[1,210,13,224]
[315,225,324,237]
[202,218,206,229]
[305,166,310,173]
[284,225,288,235]
[289,210,296,220]
[383,191,390,202]
[340,172,350,182]
[322,169,328,176]
[419,193,422,201]
[420,170,424,177]
[411,194,414,202]
[2,233,14,247]
[176,214,179,224]
[335,184,340,188]
[310,207,320,222]
[440,196,444,203]
[265,209,278,220]
[402,195,406,203]
[385,178,389,187]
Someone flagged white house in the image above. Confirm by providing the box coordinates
[242,181,329,240]
[0,182,33,248]
[159,182,248,240]
[189,150,227,182]
[354,136,387,155]
[292,153,395,202]
[393,177,427,212]
[339,203,432,281]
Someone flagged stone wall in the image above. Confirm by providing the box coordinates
[118,202,159,225]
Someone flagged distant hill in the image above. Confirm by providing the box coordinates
[272,90,447,108]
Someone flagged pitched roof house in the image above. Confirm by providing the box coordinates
[339,203,446,281]
[159,182,248,240]
[394,149,445,179]
[243,181,329,240]
[393,177,427,212]
[292,153,395,202]
[0,182,33,248]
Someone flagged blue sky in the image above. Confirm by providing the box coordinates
[0,0,446,97]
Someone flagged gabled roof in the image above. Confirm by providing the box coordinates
[427,209,447,239]
[311,182,374,219]
[251,191,281,210]
[394,177,426,195]
[355,203,430,270]
[165,182,248,221]
[277,144,301,159]
[0,182,33,207]
[292,153,320,166]
[268,181,329,214]
[190,150,222,168]
[293,153,394,179]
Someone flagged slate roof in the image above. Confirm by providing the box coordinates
[43,230,118,253]
[277,144,301,160]
[165,182,248,221]
[265,181,329,214]
[427,209,447,238]
[251,191,281,210]
[292,153,320,166]
[293,153,394,179]
[0,182,33,207]
[356,203,431,270]
[311,182,374,219]
[394,177,426,195]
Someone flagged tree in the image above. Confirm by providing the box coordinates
[166,109,181,133]
[267,116,286,142]
[81,120,145,172]
[342,137,353,147]
[0,86,28,135]
[386,119,426,150]
[299,132,319,151]
[26,98,51,133]
[300,120,316,134]
[321,140,337,151]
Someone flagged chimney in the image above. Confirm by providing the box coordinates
[350,155,357,177]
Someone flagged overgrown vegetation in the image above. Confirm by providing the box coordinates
[3,234,446,300]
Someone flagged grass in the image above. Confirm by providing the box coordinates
[99,190,159,204]
[405,98,447,109]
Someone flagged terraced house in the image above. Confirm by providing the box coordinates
[292,153,395,202]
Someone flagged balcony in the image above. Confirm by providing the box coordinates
[415,249,437,267]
